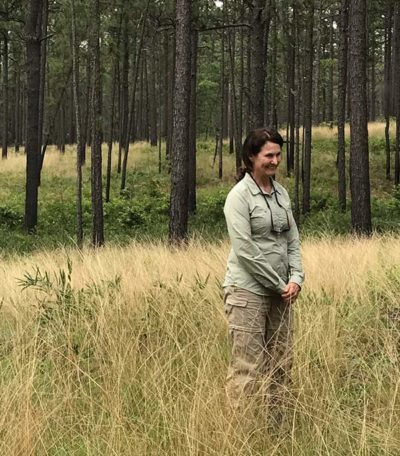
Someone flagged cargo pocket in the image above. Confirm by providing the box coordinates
[225,291,265,334]
[224,286,247,319]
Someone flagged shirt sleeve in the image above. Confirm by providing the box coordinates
[224,188,287,294]
[282,189,305,288]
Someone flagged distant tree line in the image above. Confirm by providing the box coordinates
[0,0,398,244]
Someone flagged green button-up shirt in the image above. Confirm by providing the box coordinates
[223,172,305,296]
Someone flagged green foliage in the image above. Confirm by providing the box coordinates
[1,131,400,256]
[17,258,121,335]
[0,205,23,228]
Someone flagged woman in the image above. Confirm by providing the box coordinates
[223,128,304,417]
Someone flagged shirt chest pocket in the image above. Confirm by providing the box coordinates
[249,205,271,236]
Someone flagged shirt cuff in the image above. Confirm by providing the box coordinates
[276,279,288,294]
[288,274,304,289]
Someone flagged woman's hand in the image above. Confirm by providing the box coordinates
[281,282,301,304]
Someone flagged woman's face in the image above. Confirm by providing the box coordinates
[250,141,282,178]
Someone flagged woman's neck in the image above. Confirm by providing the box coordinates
[251,172,272,193]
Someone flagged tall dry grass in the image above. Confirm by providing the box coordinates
[0,235,400,454]
[0,121,391,178]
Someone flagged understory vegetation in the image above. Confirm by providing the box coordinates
[0,124,399,256]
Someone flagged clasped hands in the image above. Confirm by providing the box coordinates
[281,282,301,304]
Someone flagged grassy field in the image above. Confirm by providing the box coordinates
[0,236,400,454]
[0,123,400,454]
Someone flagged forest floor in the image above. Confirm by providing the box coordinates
[0,123,400,454]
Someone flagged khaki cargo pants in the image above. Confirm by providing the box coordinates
[224,286,293,412]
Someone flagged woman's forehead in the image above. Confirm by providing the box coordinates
[260,142,281,153]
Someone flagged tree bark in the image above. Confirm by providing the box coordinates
[15,60,21,152]
[394,2,400,186]
[228,30,242,172]
[328,13,334,126]
[118,14,129,173]
[349,0,372,234]
[149,38,158,147]
[270,0,278,129]
[218,17,225,180]
[2,31,9,159]
[169,0,191,244]
[287,2,296,175]
[71,0,83,247]
[302,0,314,215]
[369,28,376,122]
[90,0,104,247]
[384,0,393,180]
[294,11,301,225]
[83,52,91,160]
[24,0,43,233]
[188,28,198,215]
[239,2,245,139]
[38,0,48,164]
[337,0,349,212]
[313,0,322,125]
[106,16,122,203]
[249,0,267,129]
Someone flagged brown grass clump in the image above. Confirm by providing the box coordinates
[0,235,399,454]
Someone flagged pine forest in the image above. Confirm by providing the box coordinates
[0,0,400,454]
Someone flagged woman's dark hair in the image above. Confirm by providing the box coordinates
[236,128,284,181]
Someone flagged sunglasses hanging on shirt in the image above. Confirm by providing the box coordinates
[248,173,291,233]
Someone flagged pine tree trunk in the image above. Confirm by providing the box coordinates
[15,62,21,152]
[270,0,278,129]
[294,13,301,225]
[163,32,170,148]
[249,0,266,129]
[106,60,118,203]
[218,24,225,180]
[106,17,121,203]
[337,0,349,212]
[239,2,245,140]
[245,14,251,132]
[302,0,314,215]
[90,0,104,247]
[287,3,296,175]
[228,30,243,173]
[59,104,65,153]
[384,1,393,180]
[149,38,158,147]
[394,2,400,186]
[25,0,43,233]
[2,32,9,159]
[328,15,334,126]
[137,59,144,140]
[71,0,83,247]
[118,14,129,174]
[370,31,376,122]
[166,32,176,160]
[169,0,191,243]
[38,0,48,165]
[263,1,272,126]
[188,28,198,215]
[83,53,91,160]
[349,0,372,234]
[313,0,322,125]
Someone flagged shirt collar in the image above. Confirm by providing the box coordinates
[244,172,281,196]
